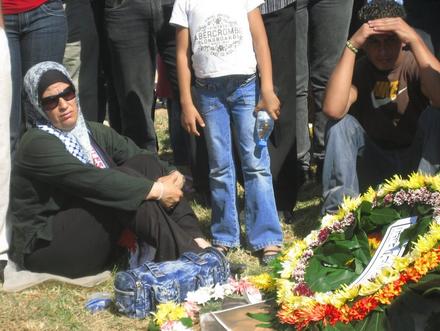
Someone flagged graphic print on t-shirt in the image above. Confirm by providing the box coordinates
[371,80,400,109]
[371,80,408,126]
[195,14,243,57]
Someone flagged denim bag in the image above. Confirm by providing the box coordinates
[114,247,230,318]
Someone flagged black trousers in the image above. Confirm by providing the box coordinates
[263,4,298,211]
[24,154,204,278]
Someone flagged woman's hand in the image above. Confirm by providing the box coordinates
[159,182,183,209]
[157,171,185,190]
[255,90,281,120]
[146,181,183,209]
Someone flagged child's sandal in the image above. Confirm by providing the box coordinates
[260,246,282,266]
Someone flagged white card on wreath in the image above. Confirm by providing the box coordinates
[351,216,417,286]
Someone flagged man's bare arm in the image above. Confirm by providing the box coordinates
[323,23,378,119]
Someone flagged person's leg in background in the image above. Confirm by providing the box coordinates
[262,3,298,220]
[5,1,67,157]
[414,106,440,174]
[105,0,159,151]
[295,0,311,179]
[64,0,100,121]
[0,16,12,279]
[308,0,353,168]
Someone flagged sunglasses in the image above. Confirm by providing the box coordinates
[40,86,76,111]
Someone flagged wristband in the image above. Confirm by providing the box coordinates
[156,182,164,201]
[346,40,359,54]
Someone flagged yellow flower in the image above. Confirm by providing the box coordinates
[359,279,382,296]
[428,222,440,241]
[393,256,411,271]
[153,302,187,327]
[362,187,377,203]
[321,214,338,228]
[413,233,438,254]
[406,172,427,189]
[379,174,405,196]
[377,267,400,285]
[248,273,276,291]
[276,279,294,304]
[341,196,362,213]
[426,174,440,191]
[334,284,360,302]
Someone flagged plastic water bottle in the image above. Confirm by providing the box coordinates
[255,110,274,147]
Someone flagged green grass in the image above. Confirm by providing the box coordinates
[0,108,322,330]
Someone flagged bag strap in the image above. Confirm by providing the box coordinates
[144,261,166,278]
[181,251,207,265]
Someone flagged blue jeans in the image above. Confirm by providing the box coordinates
[5,0,67,156]
[194,75,283,251]
[322,107,440,214]
[295,0,353,166]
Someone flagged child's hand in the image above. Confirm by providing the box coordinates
[181,103,205,136]
[255,90,281,120]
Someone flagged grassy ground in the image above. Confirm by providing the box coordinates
[0,108,323,330]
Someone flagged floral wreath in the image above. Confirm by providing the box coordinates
[273,173,440,330]
[148,173,440,331]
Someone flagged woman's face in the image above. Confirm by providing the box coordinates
[41,82,78,131]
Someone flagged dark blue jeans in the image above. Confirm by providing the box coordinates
[295,0,353,167]
[5,0,67,156]
[322,107,440,214]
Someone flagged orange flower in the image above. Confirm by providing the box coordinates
[348,297,379,320]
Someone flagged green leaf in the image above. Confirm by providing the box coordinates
[147,320,160,331]
[247,312,273,323]
[416,204,433,216]
[425,311,440,331]
[255,323,273,328]
[352,311,386,331]
[367,207,401,226]
[399,216,431,246]
[408,272,440,294]
[305,258,358,292]
[321,322,356,331]
[180,317,193,327]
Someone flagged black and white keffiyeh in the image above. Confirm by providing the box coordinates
[23,61,96,165]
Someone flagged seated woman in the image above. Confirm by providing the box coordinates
[8,61,210,278]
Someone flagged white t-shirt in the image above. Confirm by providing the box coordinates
[170,0,264,79]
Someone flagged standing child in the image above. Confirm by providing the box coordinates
[170,0,283,264]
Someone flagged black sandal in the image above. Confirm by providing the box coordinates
[260,246,282,266]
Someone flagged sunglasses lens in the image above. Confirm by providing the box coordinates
[41,98,59,111]
[63,89,76,101]
[41,86,76,111]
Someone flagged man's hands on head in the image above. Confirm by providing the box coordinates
[351,18,418,49]
[368,17,418,46]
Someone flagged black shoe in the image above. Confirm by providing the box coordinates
[229,262,246,277]
[0,260,7,283]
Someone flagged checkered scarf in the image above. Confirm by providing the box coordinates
[23,61,96,165]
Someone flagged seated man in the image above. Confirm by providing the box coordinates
[321,0,440,214]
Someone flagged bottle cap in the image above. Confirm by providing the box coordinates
[257,140,267,147]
